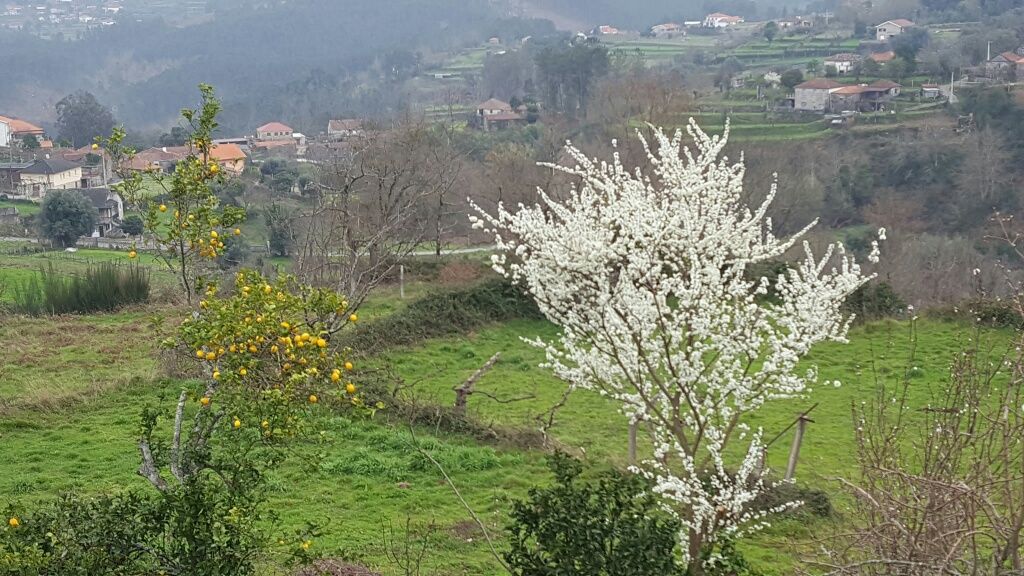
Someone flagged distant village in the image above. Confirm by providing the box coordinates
[3,6,1023,241]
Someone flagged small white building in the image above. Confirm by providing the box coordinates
[0,118,9,148]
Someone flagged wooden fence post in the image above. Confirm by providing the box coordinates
[785,416,811,481]
[628,421,638,466]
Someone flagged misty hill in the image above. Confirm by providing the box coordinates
[518,0,810,30]
[0,0,499,134]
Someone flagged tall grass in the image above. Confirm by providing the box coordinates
[11,263,150,315]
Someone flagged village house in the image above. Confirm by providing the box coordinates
[650,22,683,37]
[595,25,620,35]
[828,80,901,112]
[703,12,744,28]
[126,143,247,175]
[823,53,862,74]
[0,161,33,194]
[474,98,526,131]
[875,19,914,41]
[0,115,46,147]
[986,50,1024,81]
[327,119,367,141]
[794,78,843,111]
[17,157,83,198]
[79,187,124,237]
[0,118,9,148]
[921,84,943,99]
[793,79,900,112]
[255,122,294,141]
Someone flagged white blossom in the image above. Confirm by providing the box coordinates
[470,121,877,565]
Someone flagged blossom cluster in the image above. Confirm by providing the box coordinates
[471,120,879,564]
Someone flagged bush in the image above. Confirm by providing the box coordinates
[11,262,150,315]
[339,277,541,355]
[120,215,145,236]
[842,281,905,322]
[506,453,684,576]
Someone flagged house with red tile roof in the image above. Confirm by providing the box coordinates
[256,122,294,141]
[704,12,744,28]
[987,50,1024,81]
[0,115,46,148]
[126,143,247,175]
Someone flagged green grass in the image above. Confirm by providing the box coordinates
[0,199,40,216]
[0,283,1009,574]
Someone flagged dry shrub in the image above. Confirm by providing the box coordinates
[437,259,484,286]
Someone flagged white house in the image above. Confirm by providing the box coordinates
[0,118,9,148]
[875,19,914,41]
[823,53,862,74]
[704,12,744,28]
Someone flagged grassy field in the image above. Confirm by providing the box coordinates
[0,276,1008,575]
[0,236,1011,574]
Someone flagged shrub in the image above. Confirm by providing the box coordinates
[11,263,150,316]
[505,453,684,576]
[120,215,144,236]
[339,277,540,355]
[842,281,906,322]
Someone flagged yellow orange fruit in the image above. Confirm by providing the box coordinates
[200,396,211,406]
[345,383,356,394]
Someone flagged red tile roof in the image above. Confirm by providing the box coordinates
[869,51,896,63]
[0,115,45,135]
[998,51,1024,64]
[478,98,512,111]
[257,122,293,134]
[795,78,843,90]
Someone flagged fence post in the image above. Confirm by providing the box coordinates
[785,416,811,481]
[628,421,638,466]
[399,265,405,300]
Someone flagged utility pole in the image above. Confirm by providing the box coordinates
[988,40,992,62]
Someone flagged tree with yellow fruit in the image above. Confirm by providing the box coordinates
[102,84,245,304]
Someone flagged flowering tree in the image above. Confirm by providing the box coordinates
[471,121,881,570]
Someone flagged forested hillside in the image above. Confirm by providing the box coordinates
[0,0,499,132]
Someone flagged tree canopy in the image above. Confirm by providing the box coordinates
[56,91,116,148]
[39,190,98,247]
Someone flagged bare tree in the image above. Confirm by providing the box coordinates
[296,122,455,310]
[821,222,1024,573]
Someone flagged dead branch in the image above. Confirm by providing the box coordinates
[453,353,501,416]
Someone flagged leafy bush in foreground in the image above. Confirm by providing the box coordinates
[505,453,684,576]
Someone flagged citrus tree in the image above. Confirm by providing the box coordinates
[1,270,363,574]
[102,84,245,303]
[471,121,882,572]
